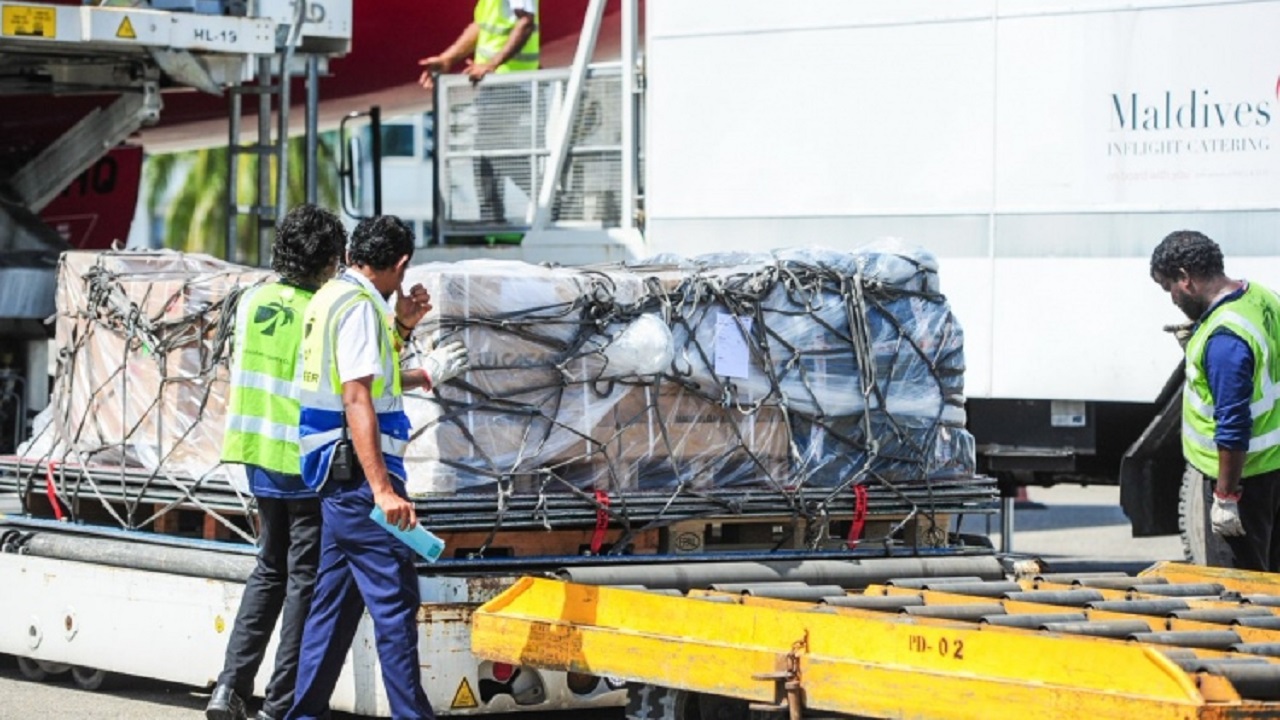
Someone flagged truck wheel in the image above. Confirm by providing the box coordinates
[15,656,48,682]
[14,657,68,682]
[626,685,781,720]
[71,666,114,691]
[625,683,697,720]
[1179,465,1233,566]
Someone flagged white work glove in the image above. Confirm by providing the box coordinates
[423,341,469,388]
[1210,493,1245,537]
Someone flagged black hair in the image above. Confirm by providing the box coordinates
[349,215,415,271]
[1150,230,1225,281]
[272,204,346,287]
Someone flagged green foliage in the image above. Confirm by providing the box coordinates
[143,133,341,264]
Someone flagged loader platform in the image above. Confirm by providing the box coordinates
[472,561,1280,719]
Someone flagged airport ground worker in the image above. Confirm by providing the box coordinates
[285,216,468,720]
[208,204,347,720]
[418,0,539,224]
[1150,230,1280,571]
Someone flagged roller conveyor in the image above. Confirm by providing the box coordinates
[471,561,1280,718]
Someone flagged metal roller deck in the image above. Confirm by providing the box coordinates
[472,562,1280,719]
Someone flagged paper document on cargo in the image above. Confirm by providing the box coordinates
[714,312,752,379]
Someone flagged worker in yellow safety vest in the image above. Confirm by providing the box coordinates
[209,204,346,720]
[285,216,467,720]
[417,0,540,224]
[1150,230,1280,572]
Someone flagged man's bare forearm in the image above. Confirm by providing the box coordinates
[1217,448,1246,496]
[442,23,480,66]
[342,379,395,496]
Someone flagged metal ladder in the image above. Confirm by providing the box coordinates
[224,1,319,266]
[226,54,284,267]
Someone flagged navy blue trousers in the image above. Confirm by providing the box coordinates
[285,480,433,720]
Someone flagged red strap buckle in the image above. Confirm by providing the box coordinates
[45,461,67,522]
[846,484,869,550]
[590,490,610,554]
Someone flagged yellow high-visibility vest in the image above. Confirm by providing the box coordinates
[1182,282,1280,478]
[296,274,409,490]
[474,0,540,73]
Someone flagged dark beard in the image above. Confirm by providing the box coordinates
[1177,294,1209,321]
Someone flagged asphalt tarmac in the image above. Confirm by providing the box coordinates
[0,484,1183,719]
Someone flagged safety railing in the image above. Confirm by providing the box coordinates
[434,63,626,243]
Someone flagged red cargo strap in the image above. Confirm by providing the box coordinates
[846,484,868,549]
[590,490,610,554]
[45,461,66,522]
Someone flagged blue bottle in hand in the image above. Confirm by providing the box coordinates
[370,506,446,563]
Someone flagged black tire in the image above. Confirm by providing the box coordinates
[14,656,47,682]
[625,684,697,720]
[626,685,788,720]
[1179,465,1234,566]
[14,657,69,681]
[70,666,114,691]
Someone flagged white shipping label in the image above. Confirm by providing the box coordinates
[714,312,753,379]
[1050,400,1087,428]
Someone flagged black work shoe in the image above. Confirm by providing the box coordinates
[206,684,248,720]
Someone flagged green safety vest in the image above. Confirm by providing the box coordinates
[474,0,540,73]
[1182,282,1280,479]
[296,275,409,490]
[222,282,313,475]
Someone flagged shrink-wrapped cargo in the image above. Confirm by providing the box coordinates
[24,242,974,505]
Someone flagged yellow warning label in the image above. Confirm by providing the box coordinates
[2,5,56,38]
[450,677,479,709]
[116,16,136,40]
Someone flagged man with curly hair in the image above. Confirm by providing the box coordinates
[208,204,346,720]
[1151,230,1280,571]
[286,215,467,720]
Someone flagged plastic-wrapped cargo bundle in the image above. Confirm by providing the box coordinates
[655,242,970,488]
[40,251,266,482]
[404,241,973,495]
[401,260,660,493]
[26,243,973,503]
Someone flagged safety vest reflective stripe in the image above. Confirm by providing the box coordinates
[226,414,300,444]
[1185,419,1280,455]
[1185,380,1280,424]
[299,427,408,458]
[296,388,404,414]
[476,21,539,34]
[1217,310,1274,367]
[231,368,296,398]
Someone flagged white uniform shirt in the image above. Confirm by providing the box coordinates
[504,0,536,16]
[334,268,394,385]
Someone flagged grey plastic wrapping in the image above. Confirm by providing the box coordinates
[22,243,974,507]
[403,241,973,495]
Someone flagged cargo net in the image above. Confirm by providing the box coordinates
[5,245,992,551]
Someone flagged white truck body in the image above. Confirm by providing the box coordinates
[642,0,1280,405]
[0,537,623,715]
